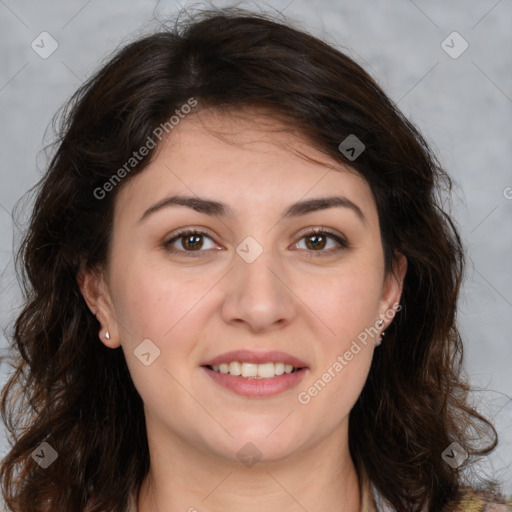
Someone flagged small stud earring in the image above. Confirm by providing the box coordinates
[104,331,110,340]
[376,331,385,346]
[376,319,384,328]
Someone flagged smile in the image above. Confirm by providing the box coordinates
[202,365,308,398]
[206,361,301,379]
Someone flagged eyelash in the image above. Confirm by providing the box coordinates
[163,228,349,258]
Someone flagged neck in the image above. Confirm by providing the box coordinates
[136,426,362,512]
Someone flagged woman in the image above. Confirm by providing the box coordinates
[1,8,510,512]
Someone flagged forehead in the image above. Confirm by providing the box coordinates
[115,108,377,223]
[155,108,352,177]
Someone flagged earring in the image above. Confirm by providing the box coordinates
[376,318,385,346]
[376,331,385,346]
[104,331,110,340]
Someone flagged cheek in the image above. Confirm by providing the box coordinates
[297,290,377,420]
[109,256,218,389]
[309,263,384,342]
[110,259,208,413]
[110,253,212,341]
[296,260,382,409]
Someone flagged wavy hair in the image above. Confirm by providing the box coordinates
[0,8,504,512]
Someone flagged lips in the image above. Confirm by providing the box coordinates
[200,350,309,397]
[201,350,308,369]
[202,365,308,397]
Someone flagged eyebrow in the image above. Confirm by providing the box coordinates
[138,194,366,223]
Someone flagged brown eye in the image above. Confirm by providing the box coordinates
[294,229,348,256]
[164,230,217,255]
[305,233,327,250]
[182,233,204,250]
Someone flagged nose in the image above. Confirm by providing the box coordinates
[220,246,297,333]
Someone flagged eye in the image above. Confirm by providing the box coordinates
[164,229,219,256]
[164,227,348,258]
[293,228,348,256]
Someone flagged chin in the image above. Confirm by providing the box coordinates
[205,429,299,464]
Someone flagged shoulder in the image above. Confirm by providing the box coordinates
[443,487,512,512]
[371,482,512,512]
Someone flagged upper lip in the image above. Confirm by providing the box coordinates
[201,350,308,368]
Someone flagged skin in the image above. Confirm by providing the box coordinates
[79,109,406,512]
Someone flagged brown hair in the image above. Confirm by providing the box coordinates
[0,8,505,512]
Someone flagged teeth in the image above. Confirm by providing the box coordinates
[242,362,258,377]
[229,361,241,376]
[257,362,275,378]
[208,362,301,379]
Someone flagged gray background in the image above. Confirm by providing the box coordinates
[1,0,511,497]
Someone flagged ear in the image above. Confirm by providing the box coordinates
[77,263,121,348]
[378,252,407,329]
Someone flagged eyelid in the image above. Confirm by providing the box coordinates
[165,227,215,242]
[295,226,347,242]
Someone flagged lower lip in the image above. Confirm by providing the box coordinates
[202,366,308,398]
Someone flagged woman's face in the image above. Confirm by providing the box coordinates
[85,110,405,465]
